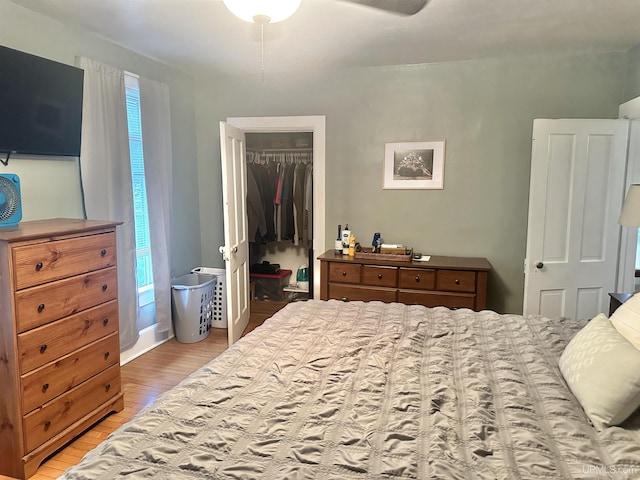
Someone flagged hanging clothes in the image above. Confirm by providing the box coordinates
[248,160,276,242]
[246,163,266,242]
[281,160,295,241]
[293,160,307,246]
[303,163,313,247]
[266,160,279,241]
[246,150,312,246]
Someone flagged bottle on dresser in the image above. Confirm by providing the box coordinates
[341,224,351,255]
[335,225,342,254]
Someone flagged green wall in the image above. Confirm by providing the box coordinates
[625,45,640,101]
[0,0,201,279]
[195,52,629,314]
[2,0,636,314]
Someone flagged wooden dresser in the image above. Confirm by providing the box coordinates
[319,250,491,310]
[0,218,124,479]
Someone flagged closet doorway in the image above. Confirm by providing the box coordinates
[226,115,326,303]
[246,132,314,291]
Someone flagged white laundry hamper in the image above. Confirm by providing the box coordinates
[191,267,228,328]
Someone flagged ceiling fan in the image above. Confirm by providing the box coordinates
[223,0,428,76]
[223,0,428,24]
[338,0,428,16]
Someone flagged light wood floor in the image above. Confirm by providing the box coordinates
[30,318,264,480]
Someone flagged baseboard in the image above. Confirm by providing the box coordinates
[120,323,173,365]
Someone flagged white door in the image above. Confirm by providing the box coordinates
[524,118,629,321]
[219,121,250,346]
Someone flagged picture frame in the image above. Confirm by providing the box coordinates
[383,140,445,190]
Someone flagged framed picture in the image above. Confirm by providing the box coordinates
[383,140,445,189]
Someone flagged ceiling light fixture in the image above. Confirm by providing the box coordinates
[223,0,301,79]
[222,0,302,24]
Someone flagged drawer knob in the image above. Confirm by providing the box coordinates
[103,318,109,326]
[342,271,347,276]
[35,262,43,271]
[44,420,51,431]
[42,383,49,393]
[102,284,108,292]
[340,296,349,302]
[37,303,45,313]
[455,279,460,285]
[415,275,420,282]
[105,383,111,392]
[377,273,383,279]
[104,351,110,360]
[39,344,47,354]
[101,249,107,257]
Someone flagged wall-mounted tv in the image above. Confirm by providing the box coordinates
[0,46,84,157]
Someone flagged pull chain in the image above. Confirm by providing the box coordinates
[260,22,265,82]
[252,15,270,81]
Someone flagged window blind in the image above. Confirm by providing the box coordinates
[124,73,153,290]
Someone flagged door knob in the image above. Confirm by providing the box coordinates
[218,245,238,262]
[536,262,544,269]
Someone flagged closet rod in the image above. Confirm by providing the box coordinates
[247,147,313,153]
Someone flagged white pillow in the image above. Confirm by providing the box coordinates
[559,313,640,430]
[610,292,640,349]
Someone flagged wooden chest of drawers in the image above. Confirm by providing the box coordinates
[319,250,491,310]
[0,219,124,479]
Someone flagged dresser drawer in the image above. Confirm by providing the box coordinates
[15,267,118,333]
[329,283,396,303]
[398,268,436,290]
[436,270,476,293]
[18,300,118,373]
[23,363,121,452]
[13,232,117,290]
[328,263,361,283]
[362,265,397,288]
[398,290,476,309]
[21,332,120,414]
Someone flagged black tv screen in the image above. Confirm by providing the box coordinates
[0,46,84,157]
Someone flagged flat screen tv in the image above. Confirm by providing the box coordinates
[0,46,84,157]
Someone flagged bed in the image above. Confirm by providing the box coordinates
[60,300,640,479]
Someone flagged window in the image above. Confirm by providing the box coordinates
[124,72,154,306]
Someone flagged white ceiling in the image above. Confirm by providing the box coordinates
[11,0,640,77]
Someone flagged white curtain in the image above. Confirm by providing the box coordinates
[77,56,139,350]
[139,77,173,334]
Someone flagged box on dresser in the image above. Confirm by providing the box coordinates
[0,218,124,480]
[319,250,491,311]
